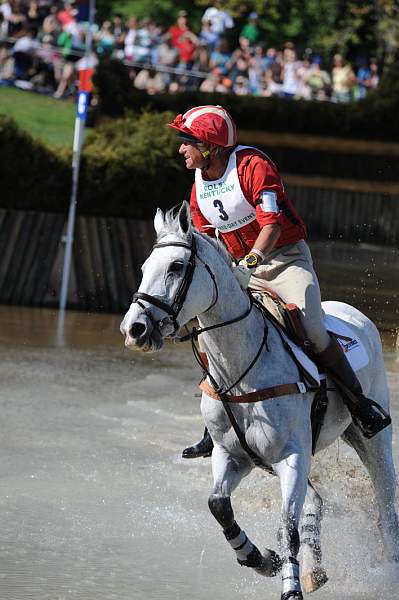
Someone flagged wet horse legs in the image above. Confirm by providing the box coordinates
[342,424,399,562]
[299,481,328,593]
[208,445,281,577]
[274,450,310,600]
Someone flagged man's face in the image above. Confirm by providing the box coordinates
[179,142,206,170]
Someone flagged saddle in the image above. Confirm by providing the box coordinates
[250,288,311,350]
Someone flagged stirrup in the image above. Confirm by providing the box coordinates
[351,398,391,439]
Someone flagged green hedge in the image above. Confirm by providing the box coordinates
[93,59,399,142]
[0,112,192,217]
[79,111,191,217]
[0,116,71,211]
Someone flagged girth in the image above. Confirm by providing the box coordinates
[200,379,309,403]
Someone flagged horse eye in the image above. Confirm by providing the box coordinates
[168,261,184,274]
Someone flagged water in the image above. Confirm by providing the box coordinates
[0,241,398,600]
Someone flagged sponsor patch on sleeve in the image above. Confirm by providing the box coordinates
[258,190,278,213]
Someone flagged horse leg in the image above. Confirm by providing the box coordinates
[300,480,328,593]
[274,450,311,600]
[342,423,399,562]
[208,445,281,577]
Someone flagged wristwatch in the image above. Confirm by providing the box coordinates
[243,252,262,269]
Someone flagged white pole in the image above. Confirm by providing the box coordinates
[58,0,96,342]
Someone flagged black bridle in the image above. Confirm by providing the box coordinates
[132,236,218,334]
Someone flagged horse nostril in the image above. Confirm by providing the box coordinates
[130,322,146,339]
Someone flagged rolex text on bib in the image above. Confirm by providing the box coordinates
[195,146,256,233]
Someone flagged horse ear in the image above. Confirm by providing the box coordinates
[154,208,165,236]
[178,201,191,236]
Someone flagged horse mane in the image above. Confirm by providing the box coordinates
[156,207,233,270]
[195,231,232,269]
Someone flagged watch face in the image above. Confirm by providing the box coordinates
[246,254,258,267]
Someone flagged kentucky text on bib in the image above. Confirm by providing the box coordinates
[195,146,257,233]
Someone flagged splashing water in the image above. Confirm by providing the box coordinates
[0,305,398,600]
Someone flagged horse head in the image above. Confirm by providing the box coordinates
[120,202,219,352]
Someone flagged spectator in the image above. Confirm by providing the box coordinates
[110,13,125,59]
[41,4,60,42]
[168,10,197,69]
[331,53,356,102]
[34,32,56,88]
[240,12,261,46]
[198,20,218,51]
[12,26,38,79]
[296,56,312,99]
[0,41,14,79]
[134,66,165,94]
[306,57,331,100]
[124,16,138,61]
[168,10,189,48]
[0,0,12,29]
[7,0,26,38]
[280,45,300,98]
[95,20,114,56]
[155,35,179,68]
[53,22,85,97]
[154,35,179,87]
[134,18,153,62]
[265,49,283,96]
[368,58,379,89]
[199,66,231,93]
[24,1,41,31]
[0,10,8,40]
[177,31,198,69]
[193,41,209,68]
[201,0,233,38]
[57,1,77,28]
[228,53,249,83]
[233,74,249,95]
[355,57,379,100]
[248,45,277,94]
[209,37,230,73]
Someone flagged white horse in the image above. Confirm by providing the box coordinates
[120,203,399,600]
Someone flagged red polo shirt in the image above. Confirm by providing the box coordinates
[190,147,306,259]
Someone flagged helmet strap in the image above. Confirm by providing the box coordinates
[198,143,211,170]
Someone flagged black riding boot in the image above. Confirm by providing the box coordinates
[182,428,214,459]
[316,336,391,439]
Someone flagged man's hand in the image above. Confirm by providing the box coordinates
[233,252,263,289]
[233,262,253,289]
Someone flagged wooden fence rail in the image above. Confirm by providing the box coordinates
[0,182,398,313]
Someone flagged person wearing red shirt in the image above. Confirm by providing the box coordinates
[168,105,389,458]
[168,11,198,67]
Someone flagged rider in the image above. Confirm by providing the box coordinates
[168,104,390,458]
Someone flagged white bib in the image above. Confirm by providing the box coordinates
[195,146,257,233]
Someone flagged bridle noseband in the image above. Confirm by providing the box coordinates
[132,236,218,334]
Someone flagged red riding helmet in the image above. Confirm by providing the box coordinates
[169,105,237,147]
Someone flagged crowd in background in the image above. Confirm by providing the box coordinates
[0,0,380,101]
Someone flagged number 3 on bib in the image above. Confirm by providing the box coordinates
[213,199,229,221]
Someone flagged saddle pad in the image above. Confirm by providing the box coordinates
[283,311,369,384]
[324,312,369,371]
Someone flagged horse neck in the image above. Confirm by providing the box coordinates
[195,237,277,392]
